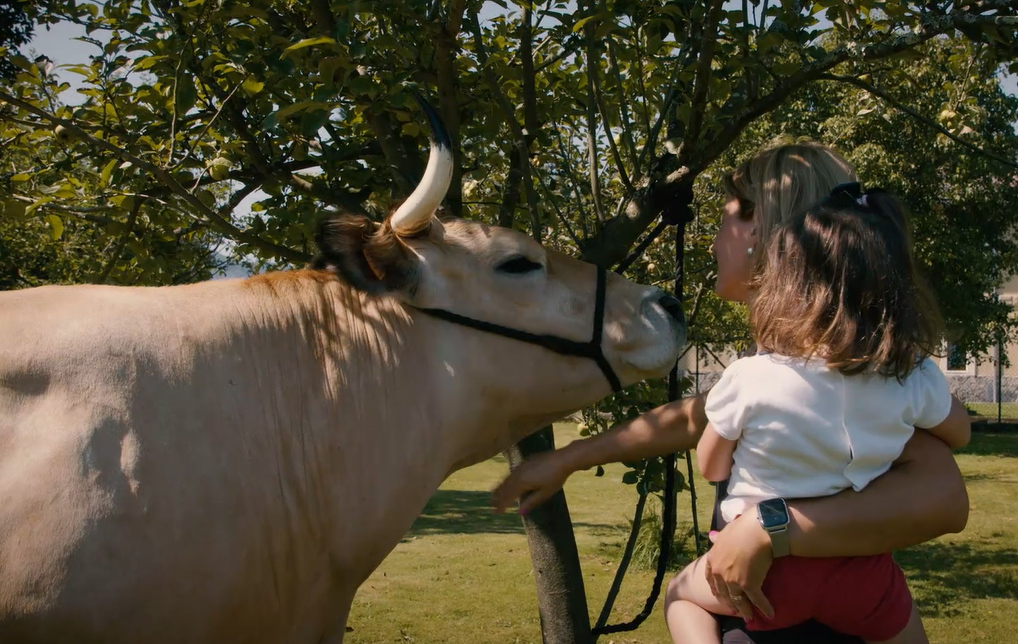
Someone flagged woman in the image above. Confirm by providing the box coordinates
[490,141,970,643]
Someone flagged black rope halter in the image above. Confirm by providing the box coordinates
[415,265,622,393]
[592,181,698,639]
[415,181,696,640]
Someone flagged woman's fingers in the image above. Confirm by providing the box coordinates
[703,512,776,620]
[744,585,774,619]
[490,478,521,514]
[491,453,567,515]
[517,488,554,516]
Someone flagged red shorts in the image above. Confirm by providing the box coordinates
[744,553,912,641]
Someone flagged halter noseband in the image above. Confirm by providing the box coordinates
[413,265,622,393]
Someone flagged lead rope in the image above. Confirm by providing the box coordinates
[592,184,698,639]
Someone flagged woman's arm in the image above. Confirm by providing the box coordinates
[491,392,709,514]
[787,427,969,555]
[704,429,969,618]
[696,423,737,482]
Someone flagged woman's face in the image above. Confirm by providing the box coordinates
[712,196,757,303]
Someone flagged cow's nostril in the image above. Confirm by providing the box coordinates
[657,294,684,322]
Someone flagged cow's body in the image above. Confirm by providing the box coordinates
[0,107,685,642]
[0,266,681,642]
[0,274,422,641]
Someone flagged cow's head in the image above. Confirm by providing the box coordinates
[312,99,685,422]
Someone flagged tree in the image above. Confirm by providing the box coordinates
[0,0,34,81]
[3,2,1018,642]
[0,62,225,287]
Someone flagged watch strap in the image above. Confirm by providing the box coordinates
[767,525,791,558]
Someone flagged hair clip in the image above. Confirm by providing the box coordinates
[830,182,867,208]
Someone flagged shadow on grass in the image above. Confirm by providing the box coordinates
[957,432,1018,459]
[407,489,616,537]
[897,540,1018,617]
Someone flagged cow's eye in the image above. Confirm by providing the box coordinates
[496,256,544,275]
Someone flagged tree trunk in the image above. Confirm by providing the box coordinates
[506,426,592,644]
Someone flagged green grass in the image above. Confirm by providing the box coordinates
[346,427,1018,644]
[966,402,1018,421]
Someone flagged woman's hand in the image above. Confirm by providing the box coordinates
[704,510,776,620]
[491,450,570,515]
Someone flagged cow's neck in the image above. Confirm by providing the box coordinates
[235,272,583,579]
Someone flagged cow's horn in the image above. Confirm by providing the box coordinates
[389,92,453,236]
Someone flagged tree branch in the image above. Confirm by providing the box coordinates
[172,75,246,171]
[637,48,695,171]
[363,104,423,194]
[820,73,1018,171]
[582,3,606,223]
[606,33,639,173]
[96,196,145,284]
[684,0,725,148]
[695,5,996,173]
[0,91,309,264]
[555,127,591,238]
[521,2,542,238]
[594,75,635,193]
[582,2,1018,269]
[498,152,524,228]
[536,170,583,247]
[308,0,337,36]
[434,0,467,217]
[535,37,582,72]
[468,13,543,241]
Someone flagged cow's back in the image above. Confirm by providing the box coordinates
[0,282,341,642]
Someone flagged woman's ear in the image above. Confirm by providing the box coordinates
[312,214,420,296]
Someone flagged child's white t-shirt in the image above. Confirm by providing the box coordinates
[705,353,952,524]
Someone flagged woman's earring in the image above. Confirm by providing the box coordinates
[747,247,754,256]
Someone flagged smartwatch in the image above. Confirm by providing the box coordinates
[756,498,791,558]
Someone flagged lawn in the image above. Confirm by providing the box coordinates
[346,427,1018,643]
[966,401,1018,422]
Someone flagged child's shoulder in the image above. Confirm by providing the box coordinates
[724,352,826,381]
[734,351,824,371]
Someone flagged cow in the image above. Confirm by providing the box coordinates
[0,101,686,643]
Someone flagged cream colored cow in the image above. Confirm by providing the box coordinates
[0,107,685,643]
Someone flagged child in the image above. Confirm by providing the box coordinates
[664,184,971,644]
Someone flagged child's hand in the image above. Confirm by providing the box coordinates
[491,451,569,515]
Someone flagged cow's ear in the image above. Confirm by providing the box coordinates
[312,214,419,296]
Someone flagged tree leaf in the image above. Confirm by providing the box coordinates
[281,36,337,59]
[572,13,606,33]
[100,159,118,186]
[175,76,197,114]
[46,214,64,240]
[276,100,330,120]
[241,78,264,95]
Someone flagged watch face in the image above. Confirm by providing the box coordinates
[758,499,789,529]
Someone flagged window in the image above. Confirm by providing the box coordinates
[943,342,975,375]
[946,343,968,372]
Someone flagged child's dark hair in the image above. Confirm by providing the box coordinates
[749,184,943,379]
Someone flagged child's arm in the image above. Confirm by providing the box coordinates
[920,394,971,450]
[696,422,738,482]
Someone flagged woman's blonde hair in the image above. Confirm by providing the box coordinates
[723,140,858,263]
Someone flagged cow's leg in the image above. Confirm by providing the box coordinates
[319,592,354,644]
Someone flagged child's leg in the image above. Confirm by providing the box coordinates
[866,604,929,644]
[664,556,739,644]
